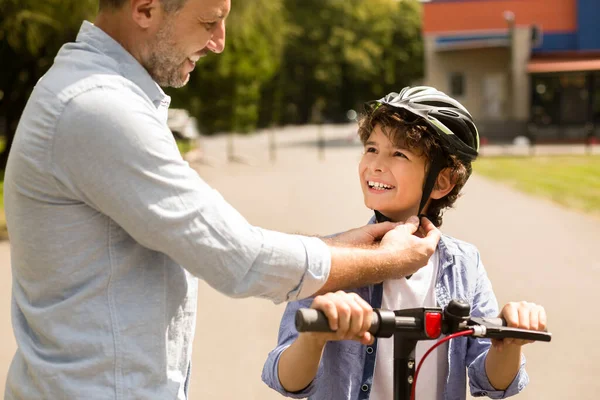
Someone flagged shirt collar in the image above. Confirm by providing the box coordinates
[76,21,170,109]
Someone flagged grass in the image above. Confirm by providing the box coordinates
[474,155,600,215]
[176,138,197,155]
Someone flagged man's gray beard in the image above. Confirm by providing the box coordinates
[146,53,187,88]
[144,24,188,88]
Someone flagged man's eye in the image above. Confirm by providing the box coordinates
[204,21,218,30]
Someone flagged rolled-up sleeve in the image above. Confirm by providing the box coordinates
[466,252,528,398]
[262,298,324,398]
[51,86,330,303]
[468,348,528,399]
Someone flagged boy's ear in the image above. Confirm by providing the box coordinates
[430,168,456,200]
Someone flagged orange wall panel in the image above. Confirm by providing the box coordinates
[423,0,577,34]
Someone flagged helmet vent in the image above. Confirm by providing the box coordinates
[438,109,460,117]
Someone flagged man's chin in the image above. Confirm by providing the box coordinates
[161,74,190,89]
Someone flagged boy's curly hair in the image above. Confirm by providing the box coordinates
[357,104,473,227]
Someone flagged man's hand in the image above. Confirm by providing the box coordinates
[316,216,441,295]
[323,221,400,247]
[378,216,441,276]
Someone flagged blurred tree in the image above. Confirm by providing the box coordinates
[0,0,97,168]
[268,0,423,125]
[0,0,423,143]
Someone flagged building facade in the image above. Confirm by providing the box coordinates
[423,0,600,142]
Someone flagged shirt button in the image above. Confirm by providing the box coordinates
[361,384,369,392]
[366,346,374,354]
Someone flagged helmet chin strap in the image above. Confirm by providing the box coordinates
[374,151,445,226]
[374,210,391,223]
[372,153,445,281]
[417,150,446,221]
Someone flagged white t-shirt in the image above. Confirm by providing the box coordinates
[370,250,448,400]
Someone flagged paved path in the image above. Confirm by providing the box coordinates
[0,125,598,399]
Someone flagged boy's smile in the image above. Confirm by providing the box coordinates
[359,124,428,222]
[366,180,396,192]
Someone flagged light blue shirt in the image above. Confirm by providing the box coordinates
[4,21,330,399]
[262,230,528,400]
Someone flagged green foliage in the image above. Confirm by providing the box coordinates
[270,0,423,125]
[0,0,97,167]
[1,0,424,139]
[0,0,96,55]
[169,0,424,133]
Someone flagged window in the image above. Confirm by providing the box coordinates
[558,73,589,125]
[530,75,561,125]
[531,72,591,125]
[449,73,465,97]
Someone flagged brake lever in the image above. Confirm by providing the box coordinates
[468,317,552,342]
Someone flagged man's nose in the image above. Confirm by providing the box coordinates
[207,20,226,54]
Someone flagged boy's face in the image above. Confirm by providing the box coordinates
[358,124,428,222]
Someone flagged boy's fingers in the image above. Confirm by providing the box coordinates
[334,293,351,337]
[359,332,374,345]
[351,293,374,334]
[529,307,540,331]
[347,296,364,337]
[501,303,519,328]
[312,295,339,331]
[538,307,548,331]
[518,305,530,330]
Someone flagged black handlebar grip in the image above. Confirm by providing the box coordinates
[295,309,381,333]
[295,309,333,333]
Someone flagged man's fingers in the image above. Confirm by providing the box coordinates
[420,217,441,249]
[402,215,419,235]
[363,221,397,240]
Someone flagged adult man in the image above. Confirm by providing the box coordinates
[3,0,440,398]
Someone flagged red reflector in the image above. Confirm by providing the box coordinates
[425,312,442,339]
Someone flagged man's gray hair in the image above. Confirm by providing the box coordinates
[99,0,187,13]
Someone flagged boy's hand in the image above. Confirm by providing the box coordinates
[301,291,374,346]
[493,301,547,352]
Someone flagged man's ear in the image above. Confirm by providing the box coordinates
[130,0,162,29]
[430,168,456,200]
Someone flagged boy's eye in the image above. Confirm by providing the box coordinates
[394,151,408,159]
[365,147,377,153]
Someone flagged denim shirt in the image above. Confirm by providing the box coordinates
[4,21,331,399]
[262,229,528,400]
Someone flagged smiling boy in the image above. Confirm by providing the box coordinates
[262,86,548,400]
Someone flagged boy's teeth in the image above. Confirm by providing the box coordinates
[369,181,392,189]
